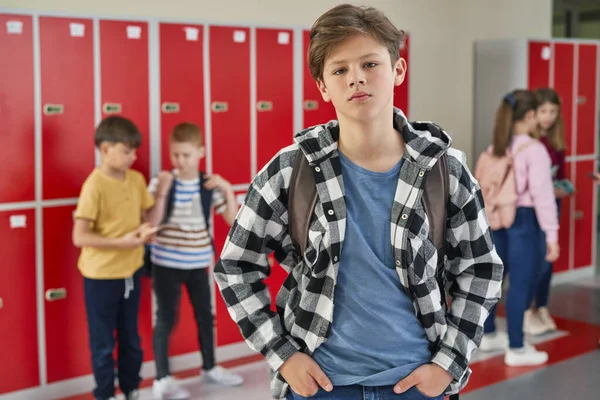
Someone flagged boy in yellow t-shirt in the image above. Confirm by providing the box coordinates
[72,116,168,400]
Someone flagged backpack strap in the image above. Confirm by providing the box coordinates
[162,175,177,225]
[199,172,214,231]
[422,153,449,264]
[288,151,319,256]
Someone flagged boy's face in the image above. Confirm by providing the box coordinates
[170,141,204,173]
[317,34,406,123]
[101,142,137,172]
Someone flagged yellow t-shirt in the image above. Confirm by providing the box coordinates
[74,168,155,279]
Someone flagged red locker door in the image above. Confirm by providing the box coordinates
[40,17,95,200]
[159,23,206,173]
[209,26,251,185]
[554,162,572,273]
[528,41,551,90]
[303,30,337,129]
[552,42,575,157]
[573,160,595,269]
[215,190,245,346]
[100,20,150,180]
[0,209,39,394]
[256,28,294,173]
[393,34,409,117]
[43,205,91,382]
[575,44,598,156]
[0,14,35,203]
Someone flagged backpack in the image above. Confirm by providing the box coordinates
[142,171,213,276]
[287,151,459,400]
[474,144,531,230]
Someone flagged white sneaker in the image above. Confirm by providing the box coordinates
[505,343,548,366]
[537,307,557,332]
[127,389,140,400]
[523,310,548,336]
[152,376,190,400]
[202,366,244,387]
[479,331,508,352]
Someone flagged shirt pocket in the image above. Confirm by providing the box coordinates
[407,213,439,285]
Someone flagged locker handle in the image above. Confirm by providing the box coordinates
[0,297,3,309]
[257,101,273,112]
[45,288,67,302]
[574,210,584,220]
[161,102,180,113]
[211,102,229,113]
[43,104,64,115]
[102,103,122,114]
[303,100,319,111]
[577,96,587,105]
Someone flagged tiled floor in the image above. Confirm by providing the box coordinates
[62,275,600,400]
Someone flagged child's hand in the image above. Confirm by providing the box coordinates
[204,174,232,191]
[121,223,158,248]
[156,171,174,197]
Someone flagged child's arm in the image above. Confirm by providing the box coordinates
[144,171,173,226]
[203,174,238,226]
[72,219,151,249]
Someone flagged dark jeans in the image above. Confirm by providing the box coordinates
[287,385,444,400]
[483,208,546,348]
[84,268,143,400]
[152,265,215,379]
[534,198,561,308]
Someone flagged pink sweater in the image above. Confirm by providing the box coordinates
[511,134,559,243]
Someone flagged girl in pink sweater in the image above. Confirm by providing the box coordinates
[479,89,559,367]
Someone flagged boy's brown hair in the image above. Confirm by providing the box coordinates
[307,4,406,82]
[95,115,142,148]
[170,122,204,147]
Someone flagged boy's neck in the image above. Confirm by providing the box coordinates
[178,169,200,180]
[99,164,126,181]
[337,110,404,172]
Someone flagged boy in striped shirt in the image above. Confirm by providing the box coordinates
[147,123,242,399]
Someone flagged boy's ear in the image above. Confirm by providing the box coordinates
[317,80,331,103]
[394,57,407,87]
[98,142,111,155]
[198,145,206,158]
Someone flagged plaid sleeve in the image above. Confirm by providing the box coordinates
[431,148,504,386]
[213,147,301,372]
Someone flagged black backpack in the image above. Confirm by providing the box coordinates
[142,172,213,276]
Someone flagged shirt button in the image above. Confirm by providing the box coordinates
[334,256,338,262]
[395,260,401,266]
[328,209,334,216]
[419,170,425,177]
[401,214,408,220]
[421,228,427,235]
[315,167,321,172]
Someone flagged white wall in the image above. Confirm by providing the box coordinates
[0,0,552,166]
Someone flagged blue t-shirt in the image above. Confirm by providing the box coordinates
[312,151,431,386]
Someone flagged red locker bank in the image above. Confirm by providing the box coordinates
[0,11,413,400]
[474,38,599,275]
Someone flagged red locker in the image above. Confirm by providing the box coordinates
[100,20,150,180]
[303,29,337,129]
[256,28,294,172]
[0,209,39,394]
[554,162,572,273]
[159,23,206,173]
[215,190,245,346]
[209,26,251,185]
[0,14,35,203]
[39,17,95,200]
[575,44,598,156]
[528,41,550,90]
[573,160,595,269]
[552,43,575,157]
[393,34,409,117]
[43,205,91,382]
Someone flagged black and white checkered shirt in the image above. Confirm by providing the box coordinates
[214,108,503,399]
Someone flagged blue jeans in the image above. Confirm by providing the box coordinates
[483,208,546,348]
[534,198,561,308]
[286,385,444,400]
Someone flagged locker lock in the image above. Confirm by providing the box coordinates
[257,101,273,112]
[303,100,318,111]
[577,96,587,105]
[211,102,228,113]
[45,288,67,302]
[103,103,122,114]
[574,210,584,220]
[161,102,180,113]
[43,104,64,115]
